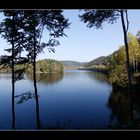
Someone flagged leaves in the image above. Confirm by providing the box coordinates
[79,10,120,29]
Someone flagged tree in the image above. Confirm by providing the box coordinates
[0,10,29,129]
[0,10,69,129]
[127,32,140,73]
[79,10,133,121]
[21,10,70,129]
[136,30,140,44]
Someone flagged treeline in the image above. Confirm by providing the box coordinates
[0,59,63,74]
[84,56,112,67]
[0,10,69,82]
[84,32,140,89]
[109,32,140,88]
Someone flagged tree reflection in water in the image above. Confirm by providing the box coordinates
[107,85,140,129]
[14,73,63,129]
[26,73,63,85]
[15,91,36,104]
[86,71,109,83]
[12,81,15,129]
[107,90,131,128]
[15,73,63,104]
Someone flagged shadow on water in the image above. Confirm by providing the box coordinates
[107,85,140,129]
[26,73,63,85]
[14,82,41,129]
[34,78,40,129]
[15,91,36,104]
[14,73,63,129]
[86,71,109,83]
[107,90,131,128]
[12,80,15,129]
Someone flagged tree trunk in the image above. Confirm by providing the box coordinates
[134,60,137,73]
[11,11,15,129]
[33,26,40,129]
[132,59,135,74]
[120,10,133,121]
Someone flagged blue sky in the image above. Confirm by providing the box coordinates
[0,10,140,62]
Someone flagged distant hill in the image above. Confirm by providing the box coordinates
[59,61,86,70]
[84,51,118,68]
[59,61,86,67]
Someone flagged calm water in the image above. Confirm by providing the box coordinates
[0,70,130,129]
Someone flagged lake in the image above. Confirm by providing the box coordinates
[0,70,131,129]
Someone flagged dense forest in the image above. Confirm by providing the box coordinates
[83,32,140,89]
[0,59,64,74]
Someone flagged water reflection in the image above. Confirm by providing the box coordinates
[3,70,140,129]
[86,72,109,83]
[107,90,131,127]
[0,74,11,79]
[34,77,40,129]
[64,70,109,84]
[26,73,63,85]
[12,81,15,129]
[15,91,35,104]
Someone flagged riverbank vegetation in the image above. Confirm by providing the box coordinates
[83,32,140,89]
[0,9,140,129]
[109,32,140,89]
[0,59,64,74]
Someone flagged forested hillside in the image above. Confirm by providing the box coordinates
[84,55,113,67]
[59,60,86,69]
[0,59,63,74]
[83,32,140,88]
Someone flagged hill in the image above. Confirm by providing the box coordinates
[59,61,86,66]
[84,55,112,67]
[0,59,63,74]
[59,60,86,69]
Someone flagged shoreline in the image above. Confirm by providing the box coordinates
[77,68,109,74]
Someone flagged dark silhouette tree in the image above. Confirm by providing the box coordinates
[0,10,30,129]
[21,10,70,129]
[0,10,69,129]
[79,10,133,121]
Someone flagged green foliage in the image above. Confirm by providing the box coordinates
[127,32,140,61]
[109,46,125,70]
[26,73,63,85]
[83,31,140,88]
[79,10,133,90]
[0,10,29,82]
[0,59,63,74]
[109,32,140,88]
[79,10,120,29]
[36,59,64,73]
[0,10,70,82]
[84,56,111,68]
[109,65,128,88]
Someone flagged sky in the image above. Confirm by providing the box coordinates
[0,10,140,62]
